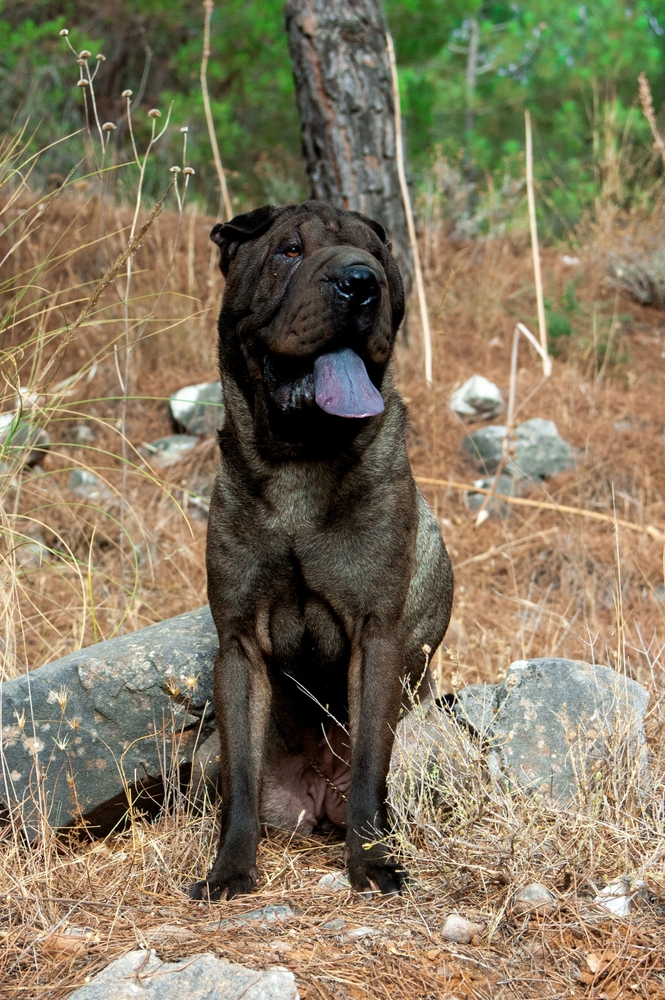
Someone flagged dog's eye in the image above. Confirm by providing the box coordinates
[279,244,301,259]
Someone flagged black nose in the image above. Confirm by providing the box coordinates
[334,265,380,305]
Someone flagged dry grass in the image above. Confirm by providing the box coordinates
[2,169,665,997]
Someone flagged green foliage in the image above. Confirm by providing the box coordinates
[0,0,304,208]
[1,0,665,223]
[386,0,665,232]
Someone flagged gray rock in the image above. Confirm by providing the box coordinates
[440,914,484,943]
[453,658,649,801]
[66,950,299,1000]
[512,882,555,914]
[465,475,518,519]
[0,413,50,468]
[592,876,646,919]
[15,535,49,569]
[321,917,346,930]
[454,684,496,738]
[508,418,576,481]
[143,435,199,467]
[170,382,224,436]
[450,375,505,421]
[317,871,351,891]
[69,469,113,502]
[462,418,575,481]
[0,607,217,834]
[461,425,507,474]
[76,424,95,444]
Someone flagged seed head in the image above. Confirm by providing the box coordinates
[77,79,90,88]
[170,165,181,173]
[79,49,91,59]
[122,89,133,98]
[102,122,117,131]
[183,166,195,176]
[148,108,161,118]
[96,53,106,61]
[59,28,69,36]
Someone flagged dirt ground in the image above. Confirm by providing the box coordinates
[1,197,664,998]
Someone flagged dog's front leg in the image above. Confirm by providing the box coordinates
[345,622,406,894]
[190,639,270,901]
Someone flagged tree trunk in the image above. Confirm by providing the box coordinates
[285,0,413,297]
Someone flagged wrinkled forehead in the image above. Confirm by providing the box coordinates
[272,210,379,253]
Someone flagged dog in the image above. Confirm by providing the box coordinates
[189,201,453,901]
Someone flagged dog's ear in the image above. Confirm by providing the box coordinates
[349,212,388,245]
[211,205,280,275]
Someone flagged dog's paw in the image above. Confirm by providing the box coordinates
[348,858,409,895]
[189,867,257,902]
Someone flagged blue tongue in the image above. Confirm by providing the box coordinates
[313,348,384,418]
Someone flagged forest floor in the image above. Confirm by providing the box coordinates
[1,196,664,998]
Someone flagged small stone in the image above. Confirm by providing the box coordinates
[593,877,646,918]
[317,871,350,891]
[146,923,197,944]
[143,435,199,467]
[65,949,300,999]
[512,882,555,914]
[321,917,346,931]
[465,475,517,519]
[76,424,95,444]
[239,905,296,924]
[0,413,50,467]
[343,925,379,941]
[450,375,505,421]
[508,418,575,481]
[15,535,48,569]
[461,425,507,474]
[69,469,113,501]
[170,382,224,436]
[440,914,484,944]
[462,418,576,481]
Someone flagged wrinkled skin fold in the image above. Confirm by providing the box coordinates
[190,201,454,902]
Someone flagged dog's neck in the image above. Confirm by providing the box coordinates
[218,363,407,474]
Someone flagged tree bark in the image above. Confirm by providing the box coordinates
[285,0,413,297]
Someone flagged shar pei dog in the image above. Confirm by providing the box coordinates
[190,201,453,901]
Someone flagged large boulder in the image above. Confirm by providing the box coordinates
[454,658,649,801]
[65,950,300,1000]
[0,607,217,835]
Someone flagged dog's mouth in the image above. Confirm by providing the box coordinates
[263,348,384,419]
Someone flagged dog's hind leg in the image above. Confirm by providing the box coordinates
[190,640,271,901]
[344,625,407,894]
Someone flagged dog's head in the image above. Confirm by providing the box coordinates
[211,201,405,456]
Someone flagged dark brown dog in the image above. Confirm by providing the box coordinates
[190,201,453,901]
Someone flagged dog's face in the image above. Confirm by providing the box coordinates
[211,201,405,455]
